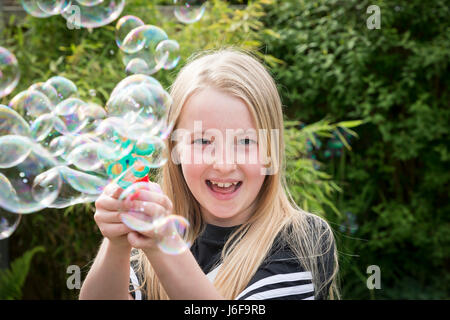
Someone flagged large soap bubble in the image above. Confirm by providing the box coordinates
[0,47,20,99]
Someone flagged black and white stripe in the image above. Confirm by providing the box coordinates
[235,271,315,300]
[129,265,142,300]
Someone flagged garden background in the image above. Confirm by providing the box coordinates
[0,0,448,299]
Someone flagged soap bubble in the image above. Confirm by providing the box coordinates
[115,15,145,53]
[121,25,168,75]
[49,135,73,157]
[135,136,168,169]
[46,76,78,102]
[45,166,105,209]
[125,58,152,76]
[56,165,107,195]
[0,208,22,240]
[28,82,60,108]
[75,0,104,6]
[0,105,31,137]
[0,47,20,99]
[156,215,191,255]
[119,182,166,232]
[0,142,60,214]
[106,83,171,140]
[61,0,125,29]
[66,142,104,171]
[9,90,53,121]
[53,98,89,134]
[36,0,71,15]
[21,0,54,18]
[155,39,180,70]
[173,0,207,24]
[30,113,55,142]
[0,135,33,169]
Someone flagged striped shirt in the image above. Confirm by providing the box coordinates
[129,223,334,300]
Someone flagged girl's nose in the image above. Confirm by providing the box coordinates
[211,144,237,172]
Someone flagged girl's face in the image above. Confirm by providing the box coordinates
[175,87,267,227]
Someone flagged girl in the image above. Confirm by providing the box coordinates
[79,48,339,300]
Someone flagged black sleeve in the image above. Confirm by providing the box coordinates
[235,246,315,300]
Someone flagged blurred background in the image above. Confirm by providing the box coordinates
[0,0,448,299]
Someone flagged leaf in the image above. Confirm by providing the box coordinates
[0,246,45,300]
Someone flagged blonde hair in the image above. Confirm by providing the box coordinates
[131,47,340,300]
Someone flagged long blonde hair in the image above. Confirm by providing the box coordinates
[131,48,340,300]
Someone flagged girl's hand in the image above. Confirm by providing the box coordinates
[94,182,133,251]
[124,183,175,253]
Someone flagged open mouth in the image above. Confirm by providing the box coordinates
[205,180,243,194]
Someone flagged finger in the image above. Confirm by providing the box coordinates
[103,182,124,199]
[132,189,173,212]
[121,200,167,218]
[100,223,133,238]
[95,194,122,212]
[127,231,158,249]
[94,208,122,223]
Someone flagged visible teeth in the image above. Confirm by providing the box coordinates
[210,181,239,188]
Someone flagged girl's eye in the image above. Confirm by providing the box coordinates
[238,138,257,145]
[193,138,211,145]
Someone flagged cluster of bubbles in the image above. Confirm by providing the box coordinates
[20,0,126,29]
[20,0,207,29]
[0,47,20,99]
[115,15,180,76]
[0,74,189,254]
[1,0,211,254]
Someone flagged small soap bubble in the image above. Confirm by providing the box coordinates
[61,0,125,29]
[89,89,97,97]
[156,215,191,255]
[0,209,22,240]
[46,76,78,102]
[28,82,59,108]
[155,39,180,70]
[173,0,207,24]
[0,47,20,99]
[121,25,168,75]
[9,90,53,121]
[30,113,55,142]
[125,58,151,76]
[119,182,166,232]
[115,15,145,53]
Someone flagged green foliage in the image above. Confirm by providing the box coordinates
[0,246,45,299]
[285,119,363,217]
[1,0,355,299]
[260,0,449,299]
